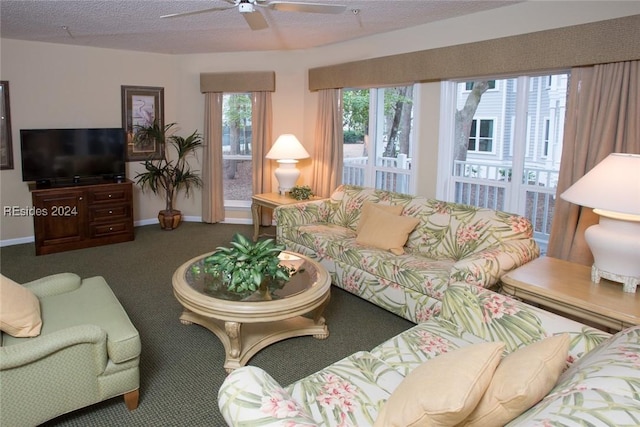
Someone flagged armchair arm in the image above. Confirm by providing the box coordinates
[0,324,106,370]
[275,199,332,242]
[450,239,540,288]
[22,273,82,298]
[218,366,317,427]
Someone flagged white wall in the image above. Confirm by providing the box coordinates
[2,1,639,243]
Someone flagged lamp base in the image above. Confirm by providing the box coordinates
[586,212,640,293]
[274,160,300,196]
[591,265,639,293]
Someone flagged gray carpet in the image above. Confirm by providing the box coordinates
[1,222,413,426]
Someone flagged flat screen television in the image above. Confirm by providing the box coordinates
[20,128,126,185]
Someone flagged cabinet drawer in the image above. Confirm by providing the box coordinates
[89,187,130,204]
[90,204,131,222]
[90,221,132,238]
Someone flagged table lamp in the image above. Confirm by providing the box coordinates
[266,134,310,195]
[560,153,640,292]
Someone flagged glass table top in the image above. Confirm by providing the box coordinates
[184,251,319,302]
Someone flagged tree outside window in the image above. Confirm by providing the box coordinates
[342,86,415,194]
[443,73,568,251]
[222,93,252,203]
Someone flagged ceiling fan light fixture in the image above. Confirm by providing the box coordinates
[159,0,345,31]
[238,2,256,13]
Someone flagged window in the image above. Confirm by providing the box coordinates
[438,73,569,251]
[465,80,496,91]
[342,85,416,194]
[222,93,252,206]
[543,119,550,157]
[468,119,494,153]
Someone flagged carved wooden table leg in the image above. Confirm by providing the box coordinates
[225,321,242,359]
[311,294,330,339]
[251,202,260,242]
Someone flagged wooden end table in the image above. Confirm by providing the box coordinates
[500,257,640,332]
[251,192,316,241]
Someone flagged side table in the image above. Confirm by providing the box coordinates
[251,193,314,241]
[500,257,640,331]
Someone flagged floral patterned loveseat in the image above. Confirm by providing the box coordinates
[218,283,640,426]
[275,185,539,323]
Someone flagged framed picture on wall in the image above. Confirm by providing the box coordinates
[121,85,164,161]
[1,81,14,170]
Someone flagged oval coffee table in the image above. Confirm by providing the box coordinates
[172,250,330,372]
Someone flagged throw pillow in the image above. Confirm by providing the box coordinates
[374,342,505,427]
[356,208,419,255]
[461,334,570,427]
[0,274,43,337]
[356,202,404,233]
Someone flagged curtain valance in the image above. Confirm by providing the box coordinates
[200,71,276,93]
[309,14,640,91]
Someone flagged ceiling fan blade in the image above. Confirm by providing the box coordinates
[243,11,269,30]
[266,1,347,14]
[160,5,233,19]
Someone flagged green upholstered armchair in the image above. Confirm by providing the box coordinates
[0,273,141,427]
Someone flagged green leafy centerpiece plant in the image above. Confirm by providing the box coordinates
[290,185,314,200]
[134,122,203,230]
[203,233,291,295]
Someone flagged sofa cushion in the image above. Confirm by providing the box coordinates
[463,334,570,426]
[507,326,640,425]
[404,202,535,261]
[357,207,419,254]
[0,274,42,337]
[294,224,454,299]
[369,320,485,377]
[356,201,404,233]
[286,351,406,426]
[440,283,610,361]
[375,342,505,427]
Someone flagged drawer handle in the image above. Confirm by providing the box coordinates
[78,197,83,201]
[109,227,113,231]
[109,210,113,214]
[108,194,112,198]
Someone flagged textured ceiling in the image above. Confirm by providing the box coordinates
[0,0,521,54]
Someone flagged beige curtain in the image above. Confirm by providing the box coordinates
[312,89,343,198]
[547,60,640,265]
[252,91,274,225]
[201,92,225,223]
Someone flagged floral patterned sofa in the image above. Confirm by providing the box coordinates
[218,283,640,426]
[275,185,540,323]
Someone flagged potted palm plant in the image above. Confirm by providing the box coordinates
[202,233,292,296]
[134,122,203,230]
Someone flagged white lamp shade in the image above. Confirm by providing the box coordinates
[560,152,640,293]
[266,134,309,195]
[265,134,310,160]
[560,153,640,216]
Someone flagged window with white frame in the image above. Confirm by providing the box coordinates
[543,118,550,157]
[222,93,253,206]
[468,119,495,153]
[342,85,416,194]
[438,73,569,250]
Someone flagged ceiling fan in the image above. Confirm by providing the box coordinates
[161,0,347,31]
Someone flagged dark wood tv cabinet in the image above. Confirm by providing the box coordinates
[29,180,134,255]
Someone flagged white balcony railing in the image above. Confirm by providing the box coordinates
[453,160,559,250]
[343,154,411,194]
[342,157,557,249]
